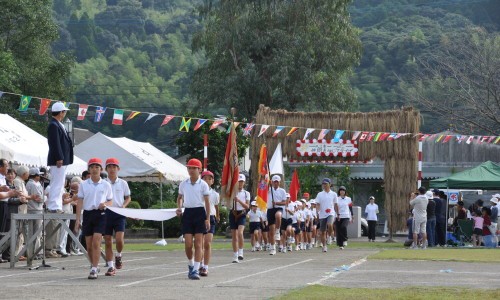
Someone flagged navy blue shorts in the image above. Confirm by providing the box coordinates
[306,225,312,233]
[300,222,306,232]
[104,209,126,236]
[249,221,261,233]
[292,223,301,235]
[82,210,107,237]
[281,218,292,232]
[267,208,283,226]
[229,210,246,229]
[204,215,216,235]
[182,207,207,235]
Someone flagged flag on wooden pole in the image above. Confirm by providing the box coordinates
[288,169,300,202]
[220,122,240,208]
[256,144,269,211]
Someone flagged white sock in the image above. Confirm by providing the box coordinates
[205,265,209,270]
[193,261,200,271]
[116,252,122,257]
[108,261,114,268]
[238,249,243,256]
[188,258,194,267]
[233,251,238,257]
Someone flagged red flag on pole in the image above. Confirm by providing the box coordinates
[289,169,300,202]
[39,98,51,115]
[220,122,239,208]
[256,144,269,211]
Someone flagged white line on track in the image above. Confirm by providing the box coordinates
[307,256,367,285]
[205,259,313,288]
[118,258,261,287]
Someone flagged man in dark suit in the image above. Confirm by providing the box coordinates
[47,102,73,213]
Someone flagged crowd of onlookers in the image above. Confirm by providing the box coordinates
[406,186,499,248]
[0,158,90,263]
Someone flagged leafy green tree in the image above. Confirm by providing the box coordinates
[175,113,250,188]
[191,0,362,119]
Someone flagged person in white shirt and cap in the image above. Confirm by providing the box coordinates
[247,201,264,252]
[489,196,498,247]
[230,174,250,263]
[315,178,338,252]
[266,175,287,255]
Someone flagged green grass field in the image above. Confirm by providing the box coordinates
[274,286,500,300]
[369,248,500,263]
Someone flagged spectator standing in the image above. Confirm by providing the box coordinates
[410,187,429,249]
[487,198,498,248]
[365,196,379,242]
[425,191,436,247]
[433,189,446,247]
[315,178,338,253]
[336,186,352,250]
[25,168,45,260]
[0,160,21,262]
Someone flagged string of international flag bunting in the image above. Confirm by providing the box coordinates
[4,90,500,144]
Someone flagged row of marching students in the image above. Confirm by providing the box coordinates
[229,174,356,260]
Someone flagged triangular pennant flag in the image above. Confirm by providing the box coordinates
[63,102,71,109]
[77,104,89,120]
[373,132,382,142]
[479,136,489,143]
[303,128,315,140]
[18,95,32,111]
[317,129,330,140]
[366,132,376,142]
[243,123,255,136]
[145,113,157,123]
[351,131,361,141]
[442,135,452,143]
[194,119,208,131]
[359,132,369,142]
[179,117,191,132]
[394,133,408,140]
[494,136,500,144]
[94,106,106,122]
[466,135,475,144]
[258,125,270,137]
[39,98,51,115]
[161,115,175,127]
[272,126,285,137]
[386,133,397,141]
[126,111,140,121]
[112,109,124,125]
[456,135,466,144]
[434,135,444,143]
[486,136,495,143]
[379,132,390,141]
[333,130,345,142]
[210,119,225,131]
[419,134,431,141]
[287,127,299,136]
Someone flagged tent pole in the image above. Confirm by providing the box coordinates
[155,174,167,246]
[445,181,449,248]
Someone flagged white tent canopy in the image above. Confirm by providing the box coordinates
[74,132,188,183]
[0,113,87,175]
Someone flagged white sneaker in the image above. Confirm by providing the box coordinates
[343,241,347,247]
[291,237,296,244]
[295,246,299,251]
[255,242,260,249]
[287,245,292,252]
[339,246,344,250]
[251,247,255,252]
[232,254,239,263]
[282,247,287,253]
[270,247,276,255]
[266,244,271,251]
[327,236,332,245]
[322,246,328,252]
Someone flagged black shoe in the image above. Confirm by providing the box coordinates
[238,256,244,260]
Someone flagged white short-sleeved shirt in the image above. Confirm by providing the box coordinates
[315,190,338,219]
[235,189,250,211]
[248,210,263,222]
[302,208,311,221]
[208,188,220,216]
[365,203,379,221]
[26,179,44,211]
[337,196,352,219]
[311,207,317,218]
[267,187,287,209]
[105,177,131,208]
[284,203,295,219]
[78,178,113,211]
[178,178,210,208]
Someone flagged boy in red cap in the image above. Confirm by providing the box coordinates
[103,158,131,276]
[176,159,211,280]
[75,158,113,279]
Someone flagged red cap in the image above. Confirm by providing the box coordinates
[303,192,310,198]
[88,158,103,167]
[186,158,202,169]
[105,157,120,167]
[201,170,214,178]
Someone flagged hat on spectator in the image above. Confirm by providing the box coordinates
[338,186,346,192]
[425,191,433,200]
[309,199,316,204]
[186,158,202,169]
[88,157,103,168]
[105,157,120,167]
[490,198,498,204]
[494,193,500,199]
[238,174,246,182]
[322,178,331,184]
[303,192,310,198]
[432,189,440,194]
[51,102,69,112]
[369,196,375,200]
[29,167,42,176]
[272,175,281,182]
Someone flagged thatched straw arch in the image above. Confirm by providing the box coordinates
[250,105,420,232]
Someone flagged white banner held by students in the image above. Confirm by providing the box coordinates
[107,207,182,221]
[269,142,284,176]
